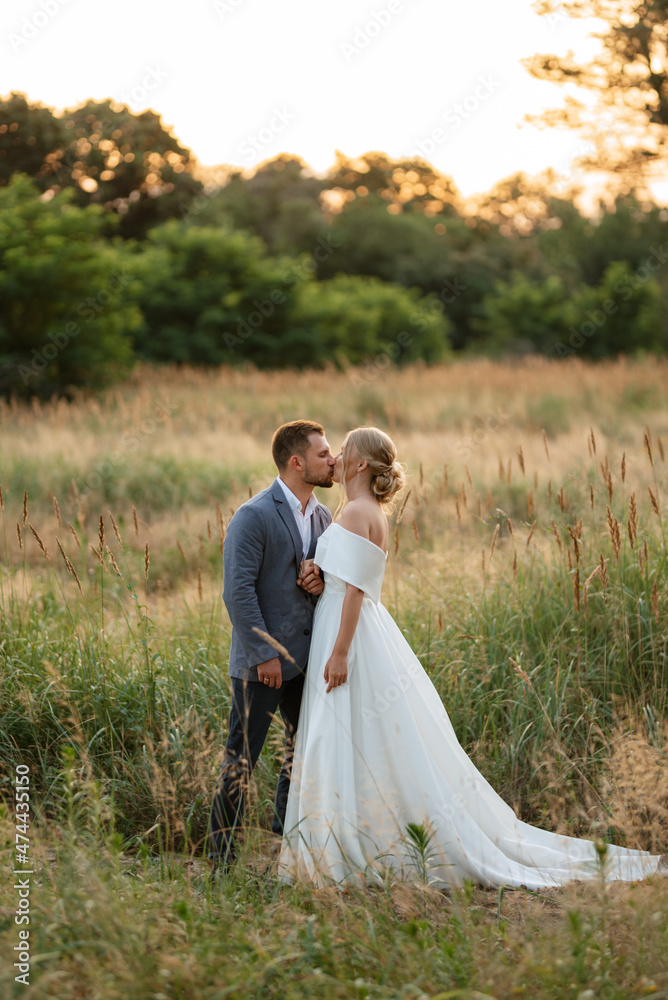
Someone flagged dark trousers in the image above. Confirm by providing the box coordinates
[209,673,304,861]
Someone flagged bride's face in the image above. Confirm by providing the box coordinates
[332,448,344,484]
[333,440,358,486]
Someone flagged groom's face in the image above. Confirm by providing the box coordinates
[301,433,336,488]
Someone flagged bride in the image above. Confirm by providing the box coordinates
[279,426,664,888]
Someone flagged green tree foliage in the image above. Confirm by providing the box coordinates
[288,275,452,368]
[525,1,668,182]
[195,156,328,256]
[477,261,666,357]
[0,175,139,397]
[475,274,577,355]
[564,260,666,357]
[0,93,66,190]
[323,151,461,217]
[317,193,456,289]
[132,222,451,369]
[0,93,203,238]
[132,221,301,366]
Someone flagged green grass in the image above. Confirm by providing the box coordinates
[0,361,667,997]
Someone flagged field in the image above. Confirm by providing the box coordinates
[1,357,667,999]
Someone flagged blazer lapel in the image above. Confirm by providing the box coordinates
[271,480,303,567]
[306,507,328,560]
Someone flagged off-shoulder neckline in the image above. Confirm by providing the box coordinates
[327,522,388,558]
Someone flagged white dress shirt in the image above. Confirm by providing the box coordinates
[275,477,319,558]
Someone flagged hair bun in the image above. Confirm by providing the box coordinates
[370,460,406,506]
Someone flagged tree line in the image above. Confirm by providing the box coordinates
[3,0,668,401]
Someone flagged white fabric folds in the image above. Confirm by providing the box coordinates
[279,524,662,888]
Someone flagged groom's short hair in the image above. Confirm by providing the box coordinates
[272,420,325,471]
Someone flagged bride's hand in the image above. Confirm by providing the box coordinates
[324,651,348,693]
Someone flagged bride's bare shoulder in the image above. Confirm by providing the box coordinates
[337,498,387,550]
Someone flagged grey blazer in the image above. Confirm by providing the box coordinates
[222,479,332,682]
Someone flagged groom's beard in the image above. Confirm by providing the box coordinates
[303,464,335,489]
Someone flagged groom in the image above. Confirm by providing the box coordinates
[209,419,335,870]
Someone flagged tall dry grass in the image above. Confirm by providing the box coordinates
[0,358,667,998]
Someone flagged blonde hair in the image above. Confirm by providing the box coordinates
[342,427,406,506]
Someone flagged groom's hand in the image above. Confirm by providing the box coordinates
[298,559,324,596]
[257,656,282,689]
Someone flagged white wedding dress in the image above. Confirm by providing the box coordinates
[279,523,662,888]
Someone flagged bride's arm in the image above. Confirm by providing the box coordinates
[324,583,364,693]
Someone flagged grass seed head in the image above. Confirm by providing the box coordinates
[526,489,535,520]
[67,521,81,547]
[108,510,123,548]
[599,552,609,588]
[22,489,27,527]
[106,546,123,579]
[395,487,412,525]
[16,522,22,551]
[652,580,659,622]
[627,493,638,549]
[56,537,84,595]
[28,523,49,560]
[542,428,550,461]
[89,544,109,573]
[648,486,660,517]
[644,426,654,467]
[51,494,62,527]
[606,504,622,562]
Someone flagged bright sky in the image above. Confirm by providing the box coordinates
[1,0,606,198]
